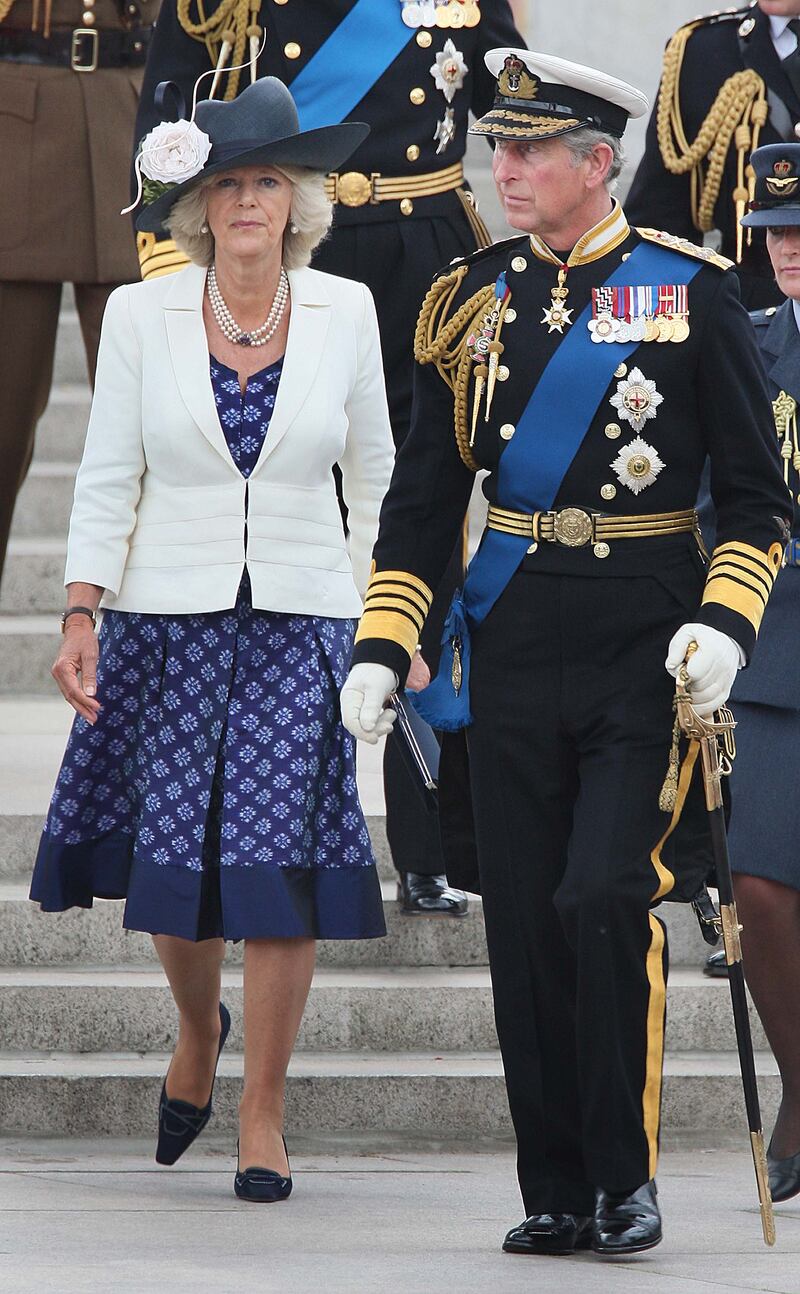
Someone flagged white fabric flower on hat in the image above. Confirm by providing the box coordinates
[139,119,212,186]
[611,437,665,496]
[431,40,468,104]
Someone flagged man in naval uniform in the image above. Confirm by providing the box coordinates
[627,0,800,310]
[0,0,160,590]
[341,49,790,1255]
[133,0,525,915]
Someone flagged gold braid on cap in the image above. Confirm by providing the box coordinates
[177,0,261,99]
[656,20,767,262]
[414,266,495,473]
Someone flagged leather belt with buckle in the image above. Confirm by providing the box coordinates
[0,26,151,70]
[487,504,698,554]
[325,161,464,208]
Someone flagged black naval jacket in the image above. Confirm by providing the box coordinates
[627,3,798,307]
[731,300,800,709]
[352,218,792,683]
[134,0,523,272]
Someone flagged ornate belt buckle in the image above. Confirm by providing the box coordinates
[71,27,99,72]
[335,171,376,207]
[552,507,593,547]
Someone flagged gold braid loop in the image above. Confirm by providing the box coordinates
[655,21,766,259]
[414,266,495,472]
[177,0,253,99]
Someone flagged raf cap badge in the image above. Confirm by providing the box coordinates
[766,159,799,198]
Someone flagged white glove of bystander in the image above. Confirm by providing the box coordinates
[340,664,399,744]
[665,623,742,719]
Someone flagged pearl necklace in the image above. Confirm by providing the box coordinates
[207,264,289,347]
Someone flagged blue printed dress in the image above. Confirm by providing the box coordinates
[30,357,385,942]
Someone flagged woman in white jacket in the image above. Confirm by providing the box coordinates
[30,78,395,1200]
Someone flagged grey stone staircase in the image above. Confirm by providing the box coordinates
[0,285,779,1151]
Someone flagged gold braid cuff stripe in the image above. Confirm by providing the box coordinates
[356,570,433,660]
[701,540,783,631]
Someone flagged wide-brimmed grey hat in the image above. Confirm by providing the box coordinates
[135,76,369,233]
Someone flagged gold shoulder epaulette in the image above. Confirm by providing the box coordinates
[636,227,734,272]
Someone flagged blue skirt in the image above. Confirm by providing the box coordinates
[31,580,385,941]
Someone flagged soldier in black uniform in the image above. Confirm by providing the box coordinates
[342,49,790,1255]
[133,0,525,913]
[627,0,800,310]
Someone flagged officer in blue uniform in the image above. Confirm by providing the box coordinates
[627,1,800,309]
[701,142,800,1205]
[341,50,790,1256]
[133,0,525,913]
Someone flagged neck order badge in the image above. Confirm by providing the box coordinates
[410,239,705,732]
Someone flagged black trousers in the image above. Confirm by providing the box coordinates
[314,209,478,875]
[466,551,706,1215]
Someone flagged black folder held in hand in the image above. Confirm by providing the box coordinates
[387,691,439,813]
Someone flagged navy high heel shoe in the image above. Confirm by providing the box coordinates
[768,1139,800,1203]
[155,1002,231,1166]
[234,1136,293,1203]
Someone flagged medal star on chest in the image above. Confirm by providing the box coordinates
[611,437,665,496]
[430,40,468,103]
[609,367,663,433]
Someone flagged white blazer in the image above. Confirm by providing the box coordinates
[65,262,395,617]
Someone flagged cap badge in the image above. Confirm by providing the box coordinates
[497,54,538,100]
[774,160,793,178]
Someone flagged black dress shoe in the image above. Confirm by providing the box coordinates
[234,1136,293,1203]
[397,872,468,917]
[704,949,729,979]
[155,1002,231,1166]
[503,1213,593,1256]
[768,1141,800,1203]
[593,1180,662,1255]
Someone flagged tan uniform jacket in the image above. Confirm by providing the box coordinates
[0,0,159,282]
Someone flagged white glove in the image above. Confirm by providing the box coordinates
[665,623,741,719]
[340,664,399,744]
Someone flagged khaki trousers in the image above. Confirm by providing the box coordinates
[0,280,118,588]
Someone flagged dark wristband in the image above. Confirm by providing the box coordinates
[60,606,97,633]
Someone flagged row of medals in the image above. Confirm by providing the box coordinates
[401,0,481,29]
[593,311,691,344]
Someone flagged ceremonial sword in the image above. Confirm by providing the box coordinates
[675,649,776,1247]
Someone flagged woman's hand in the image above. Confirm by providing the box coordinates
[52,619,101,723]
[406,651,431,693]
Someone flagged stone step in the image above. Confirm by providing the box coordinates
[0,1049,780,1141]
[53,311,89,388]
[12,464,75,541]
[0,618,56,696]
[0,881,714,969]
[0,882,488,969]
[34,386,90,465]
[0,966,764,1056]
[0,966,495,1054]
[1,540,65,614]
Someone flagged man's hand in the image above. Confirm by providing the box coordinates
[665,623,741,719]
[406,651,431,693]
[340,664,399,744]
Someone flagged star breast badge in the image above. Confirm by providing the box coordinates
[608,367,663,433]
[610,437,665,495]
[431,39,468,103]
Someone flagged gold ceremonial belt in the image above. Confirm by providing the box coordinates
[487,505,698,549]
[325,162,464,208]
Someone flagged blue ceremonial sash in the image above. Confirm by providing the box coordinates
[290,3,413,131]
[410,240,705,731]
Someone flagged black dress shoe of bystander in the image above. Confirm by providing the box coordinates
[502,1213,593,1255]
[593,1180,662,1255]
